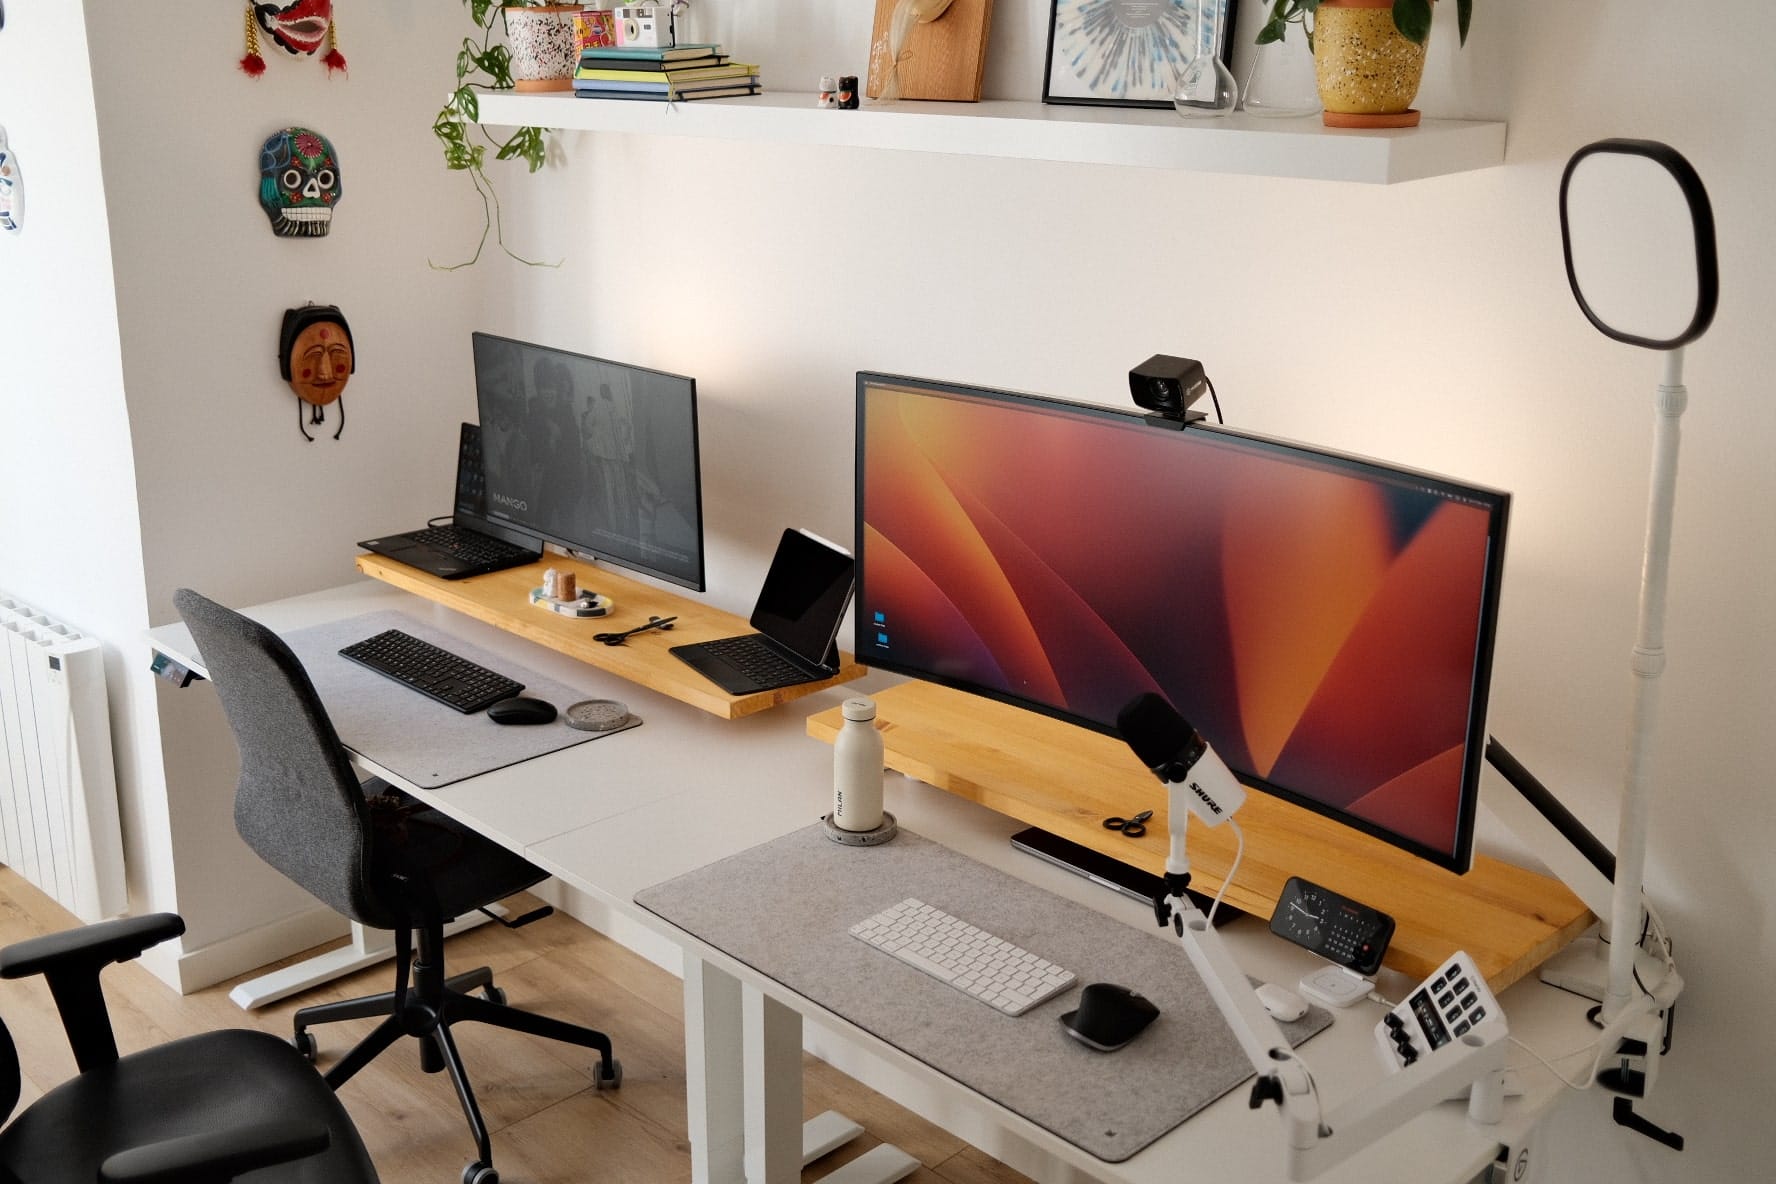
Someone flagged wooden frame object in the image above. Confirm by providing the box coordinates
[866,0,995,102]
[1043,0,1238,108]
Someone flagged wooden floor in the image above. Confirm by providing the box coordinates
[0,869,1033,1184]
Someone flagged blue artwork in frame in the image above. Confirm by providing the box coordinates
[1043,0,1239,108]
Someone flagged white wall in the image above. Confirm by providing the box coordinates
[496,5,1775,1181]
[2,0,1770,1179]
[0,0,179,975]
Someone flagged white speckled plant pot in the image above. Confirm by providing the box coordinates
[504,5,586,92]
[1313,0,1429,128]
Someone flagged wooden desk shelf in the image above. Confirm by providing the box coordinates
[809,682,1592,990]
[356,554,864,720]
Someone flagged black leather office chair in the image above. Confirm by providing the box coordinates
[174,589,621,1184]
[0,912,379,1183]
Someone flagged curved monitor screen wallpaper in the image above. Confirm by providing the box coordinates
[856,376,1508,869]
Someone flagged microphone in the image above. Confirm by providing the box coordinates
[1117,693,1246,827]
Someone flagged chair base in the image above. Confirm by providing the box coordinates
[294,959,619,1173]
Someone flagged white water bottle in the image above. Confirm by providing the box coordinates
[832,696,885,831]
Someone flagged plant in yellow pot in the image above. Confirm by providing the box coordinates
[1256,0,1471,128]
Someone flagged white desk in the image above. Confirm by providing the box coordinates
[149,578,1593,1184]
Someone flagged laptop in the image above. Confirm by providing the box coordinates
[357,423,542,580]
[670,529,855,695]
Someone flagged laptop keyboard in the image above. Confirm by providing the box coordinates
[696,635,811,687]
[407,525,534,566]
[339,629,524,713]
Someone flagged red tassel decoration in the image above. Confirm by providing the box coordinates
[240,3,265,78]
[323,19,346,77]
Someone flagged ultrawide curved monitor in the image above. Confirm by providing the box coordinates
[472,332,705,591]
[854,373,1509,873]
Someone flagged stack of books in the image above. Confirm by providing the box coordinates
[573,42,762,102]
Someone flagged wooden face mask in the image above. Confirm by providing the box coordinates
[279,304,355,440]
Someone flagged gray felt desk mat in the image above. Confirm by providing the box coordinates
[635,824,1330,1163]
[278,610,635,788]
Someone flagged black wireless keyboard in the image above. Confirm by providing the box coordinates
[698,635,810,685]
[338,629,523,714]
[405,525,536,566]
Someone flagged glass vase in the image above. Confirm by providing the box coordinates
[1172,0,1238,119]
[1242,30,1321,117]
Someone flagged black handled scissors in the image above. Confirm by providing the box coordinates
[593,615,677,646]
[1102,809,1153,839]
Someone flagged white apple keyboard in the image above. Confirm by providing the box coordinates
[849,897,1077,1016]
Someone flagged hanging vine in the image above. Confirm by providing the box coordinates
[432,0,560,269]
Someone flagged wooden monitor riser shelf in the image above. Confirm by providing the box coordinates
[808,682,1592,991]
[354,554,865,720]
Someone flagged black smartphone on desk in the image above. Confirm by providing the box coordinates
[1009,826,1236,923]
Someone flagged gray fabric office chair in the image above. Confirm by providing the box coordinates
[174,589,621,1184]
[0,912,379,1183]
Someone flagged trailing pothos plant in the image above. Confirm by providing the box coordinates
[432,0,560,269]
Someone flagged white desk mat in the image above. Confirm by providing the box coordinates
[279,610,637,789]
[635,824,1330,1163]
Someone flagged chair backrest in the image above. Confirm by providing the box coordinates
[0,1017,18,1132]
[174,589,398,928]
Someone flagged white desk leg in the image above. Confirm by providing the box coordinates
[681,958,912,1184]
[684,956,747,1184]
[228,909,502,1011]
[744,984,804,1184]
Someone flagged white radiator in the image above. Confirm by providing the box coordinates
[0,593,127,922]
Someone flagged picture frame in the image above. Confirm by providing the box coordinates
[1042,0,1239,109]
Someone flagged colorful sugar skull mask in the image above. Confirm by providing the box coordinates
[0,126,21,235]
[259,127,341,238]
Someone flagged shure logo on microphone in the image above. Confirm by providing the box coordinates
[1188,780,1223,815]
[491,492,528,512]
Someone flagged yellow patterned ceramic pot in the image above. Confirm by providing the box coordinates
[1314,0,1429,128]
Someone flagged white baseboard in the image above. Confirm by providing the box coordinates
[164,904,351,994]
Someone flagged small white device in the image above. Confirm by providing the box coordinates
[1298,964,1374,1009]
[614,5,673,48]
[1255,982,1308,1022]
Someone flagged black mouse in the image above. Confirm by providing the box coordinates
[1059,983,1159,1052]
[486,696,557,725]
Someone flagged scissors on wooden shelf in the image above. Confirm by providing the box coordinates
[1102,809,1153,839]
[593,615,677,646]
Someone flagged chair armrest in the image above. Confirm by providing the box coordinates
[0,914,185,1074]
[98,1120,331,1184]
[0,913,185,980]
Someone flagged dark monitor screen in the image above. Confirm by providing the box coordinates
[472,332,705,591]
[751,528,855,667]
[854,373,1509,873]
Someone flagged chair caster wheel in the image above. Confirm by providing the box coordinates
[291,1030,317,1061]
[481,984,507,1006]
[462,1161,499,1184]
[596,1058,622,1090]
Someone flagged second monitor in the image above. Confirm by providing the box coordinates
[471,332,706,591]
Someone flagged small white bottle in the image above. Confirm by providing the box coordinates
[832,696,885,831]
